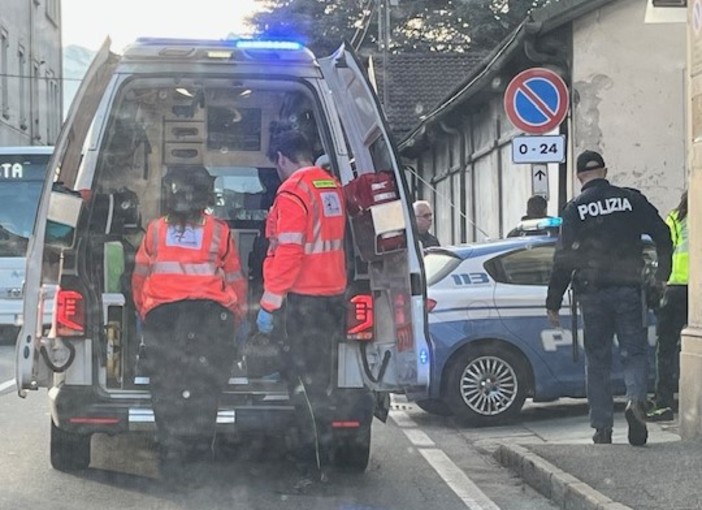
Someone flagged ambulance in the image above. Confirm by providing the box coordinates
[15,37,431,472]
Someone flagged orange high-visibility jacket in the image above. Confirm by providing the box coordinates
[132,214,247,319]
[261,166,347,312]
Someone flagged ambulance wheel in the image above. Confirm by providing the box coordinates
[416,398,453,416]
[445,344,528,426]
[50,420,91,471]
[332,422,371,472]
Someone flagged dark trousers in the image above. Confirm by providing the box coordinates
[143,300,236,460]
[654,284,688,408]
[281,293,346,468]
[579,287,648,429]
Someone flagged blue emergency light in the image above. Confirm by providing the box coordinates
[234,40,303,51]
[536,217,563,229]
[419,348,429,365]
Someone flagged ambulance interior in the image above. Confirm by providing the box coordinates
[85,77,339,390]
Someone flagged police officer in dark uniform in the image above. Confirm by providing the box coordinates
[546,150,672,446]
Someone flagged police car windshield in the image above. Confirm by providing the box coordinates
[424,250,462,286]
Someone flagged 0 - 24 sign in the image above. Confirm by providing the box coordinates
[511,135,566,164]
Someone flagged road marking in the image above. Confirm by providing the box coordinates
[419,449,501,510]
[388,409,416,428]
[0,379,15,392]
[390,410,501,510]
[403,428,436,447]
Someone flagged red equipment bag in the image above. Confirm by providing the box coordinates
[343,171,407,262]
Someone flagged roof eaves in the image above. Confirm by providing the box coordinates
[398,0,620,150]
[399,18,530,149]
[533,0,619,33]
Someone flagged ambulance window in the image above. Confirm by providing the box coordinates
[208,166,279,224]
[369,135,393,172]
[488,245,555,286]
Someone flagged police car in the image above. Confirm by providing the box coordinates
[419,218,657,426]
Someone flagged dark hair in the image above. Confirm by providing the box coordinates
[675,190,688,221]
[526,195,548,217]
[163,165,214,225]
[267,129,315,164]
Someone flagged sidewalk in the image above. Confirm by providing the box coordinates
[493,414,701,510]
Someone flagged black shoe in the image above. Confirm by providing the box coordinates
[625,400,648,446]
[592,427,613,444]
[647,406,674,422]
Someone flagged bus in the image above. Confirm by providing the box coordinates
[0,146,53,343]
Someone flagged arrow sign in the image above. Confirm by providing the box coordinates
[531,163,549,199]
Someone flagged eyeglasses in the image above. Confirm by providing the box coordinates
[419,213,433,219]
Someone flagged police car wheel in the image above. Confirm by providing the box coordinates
[445,345,528,426]
[50,420,91,471]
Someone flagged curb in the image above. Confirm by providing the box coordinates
[493,443,633,510]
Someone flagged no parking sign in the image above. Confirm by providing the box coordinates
[503,67,569,135]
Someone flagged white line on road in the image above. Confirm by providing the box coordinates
[388,409,416,428]
[0,379,15,392]
[403,428,436,447]
[419,448,501,510]
[390,410,501,510]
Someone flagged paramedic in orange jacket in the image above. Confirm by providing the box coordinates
[256,129,346,472]
[132,165,247,473]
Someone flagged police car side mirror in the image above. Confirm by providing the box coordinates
[45,188,83,249]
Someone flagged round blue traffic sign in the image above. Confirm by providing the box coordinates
[504,68,569,134]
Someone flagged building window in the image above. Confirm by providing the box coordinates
[18,46,27,129]
[32,60,41,141]
[45,70,52,141]
[1,28,8,119]
[45,0,59,25]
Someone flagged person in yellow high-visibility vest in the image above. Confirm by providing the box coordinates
[649,190,688,422]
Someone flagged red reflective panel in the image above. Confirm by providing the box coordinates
[56,289,85,335]
[347,294,374,340]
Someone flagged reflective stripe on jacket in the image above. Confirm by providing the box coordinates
[667,210,688,285]
[261,166,346,311]
[132,214,247,319]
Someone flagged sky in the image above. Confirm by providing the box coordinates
[61,0,260,52]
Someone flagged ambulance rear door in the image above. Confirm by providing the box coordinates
[15,38,119,394]
[319,43,430,398]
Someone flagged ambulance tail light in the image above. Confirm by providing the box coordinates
[394,291,414,352]
[55,288,85,337]
[347,294,374,341]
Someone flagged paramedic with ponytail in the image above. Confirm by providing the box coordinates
[131,165,247,477]
[256,129,347,476]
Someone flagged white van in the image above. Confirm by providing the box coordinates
[0,146,53,343]
[15,37,431,472]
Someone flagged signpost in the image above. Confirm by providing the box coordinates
[511,134,566,164]
[531,163,549,199]
[504,67,569,202]
[504,67,569,135]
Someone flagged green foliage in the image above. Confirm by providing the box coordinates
[246,0,554,56]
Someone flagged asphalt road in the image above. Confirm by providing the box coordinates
[0,345,556,510]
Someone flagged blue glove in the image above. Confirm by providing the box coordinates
[256,309,275,334]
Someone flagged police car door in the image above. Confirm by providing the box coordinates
[319,44,430,397]
[15,39,119,395]
[489,241,586,393]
